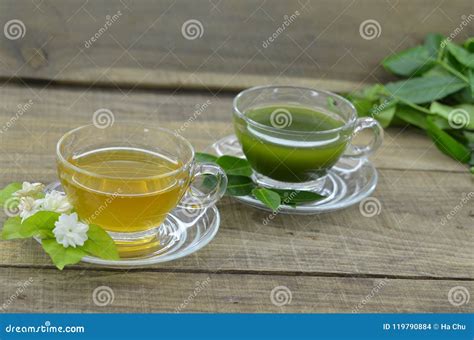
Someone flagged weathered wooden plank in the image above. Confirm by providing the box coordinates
[0,0,472,91]
[0,267,471,313]
[0,82,472,279]
[1,166,472,278]
[0,82,467,173]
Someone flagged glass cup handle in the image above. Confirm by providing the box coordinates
[178,162,227,211]
[343,117,384,158]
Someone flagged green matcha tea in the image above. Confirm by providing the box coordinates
[234,105,350,182]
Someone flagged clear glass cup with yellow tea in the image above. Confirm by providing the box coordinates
[56,123,227,258]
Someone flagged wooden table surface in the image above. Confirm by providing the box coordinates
[0,0,473,313]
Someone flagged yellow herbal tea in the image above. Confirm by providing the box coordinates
[57,147,189,233]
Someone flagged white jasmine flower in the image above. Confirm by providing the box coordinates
[38,190,73,213]
[53,212,89,248]
[18,196,41,222]
[13,182,44,198]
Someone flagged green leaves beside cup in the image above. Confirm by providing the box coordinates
[195,152,326,211]
[0,182,119,270]
[346,33,474,173]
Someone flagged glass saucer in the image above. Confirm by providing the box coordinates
[36,182,220,267]
[211,135,378,214]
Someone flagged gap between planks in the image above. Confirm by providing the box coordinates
[0,73,368,94]
[0,80,470,174]
[1,264,472,282]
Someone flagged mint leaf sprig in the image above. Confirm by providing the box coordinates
[346,33,474,174]
[196,153,326,211]
[0,182,119,269]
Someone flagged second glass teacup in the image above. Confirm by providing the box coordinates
[233,86,383,192]
[56,123,227,258]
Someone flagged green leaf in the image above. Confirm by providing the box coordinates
[446,42,474,68]
[455,104,474,129]
[41,238,87,270]
[360,84,387,100]
[252,188,281,212]
[385,75,467,104]
[349,97,375,117]
[0,182,21,206]
[1,217,23,239]
[201,174,218,191]
[1,217,36,239]
[464,130,474,146]
[430,116,452,130]
[450,87,474,104]
[348,84,386,101]
[346,84,389,118]
[226,175,255,196]
[195,152,218,163]
[425,33,445,58]
[394,105,428,130]
[464,37,474,53]
[1,211,60,240]
[273,189,326,205]
[382,45,435,76]
[426,117,471,163]
[373,105,396,128]
[469,69,474,97]
[448,130,468,144]
[82,224,120,260]
[23,211,60,238]
[430,102,474,130]
[444,52,467,74]
[216,155,252,177]
[423,65,450,77]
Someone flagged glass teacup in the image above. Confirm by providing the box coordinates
[233,86,383,192]
[56,123,227,258]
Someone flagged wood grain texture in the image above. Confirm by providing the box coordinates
[0,82,467,173]
[1,267,472,313]
[0,0,473,91]
[0,0,473,314]
[0,82,472,283]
